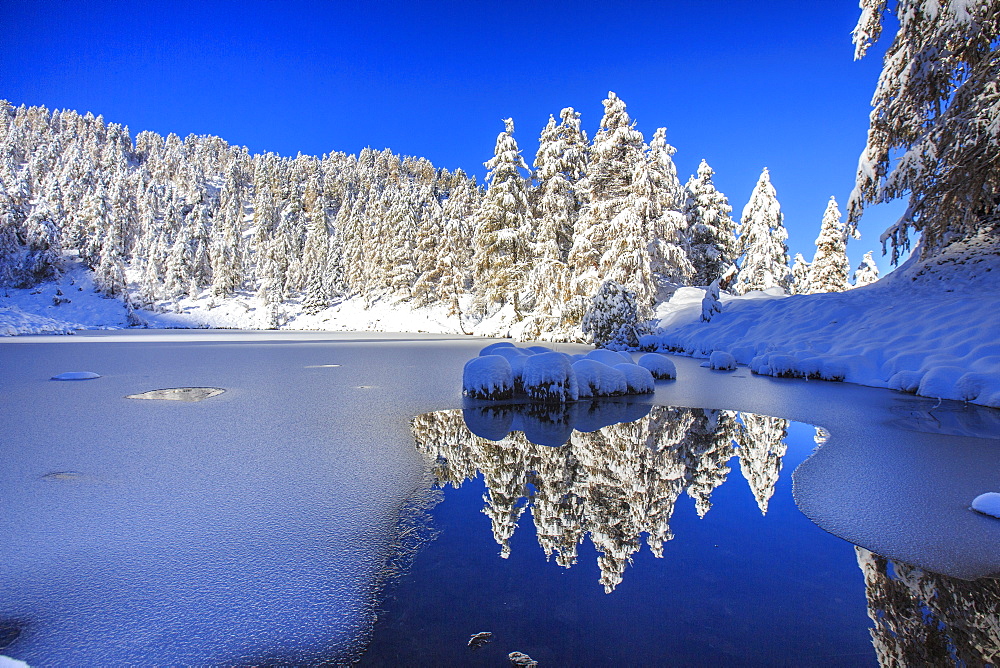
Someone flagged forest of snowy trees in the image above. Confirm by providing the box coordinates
[1,94,875,338]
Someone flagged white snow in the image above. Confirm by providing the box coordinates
[463,355,514,400]
[972,492,1000,519]
[642,232,1000,408]
[0,656,29,668]
[707,351,737,371]
[585,349,633,366]
[522,352,579,403]
[637,353,676,380]
[50,371,101,380]
[573,359,628,398]
[612,363,655,394]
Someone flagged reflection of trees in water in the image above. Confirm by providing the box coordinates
[856,547,1000,666]
[411,405,791,593]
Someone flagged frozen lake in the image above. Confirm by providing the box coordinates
[1,330,998,665]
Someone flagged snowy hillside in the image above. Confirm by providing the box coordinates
[640,232,1000,408]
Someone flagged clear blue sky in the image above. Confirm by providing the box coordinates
[0,0,905,273]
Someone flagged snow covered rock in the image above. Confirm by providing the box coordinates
[585,349,632,366]
[51,371,101,381]
[522,352,579,403]
[708,351,736,371]
[463,355,513,400]
[508,651,538,667]
[613,363,655,394]
[572,359,627,398]
[972,493,1000,519]
[637,353,676,380]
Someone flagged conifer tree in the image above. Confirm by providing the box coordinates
[849,0,1000,261]
[733,168,792,295]
[853,251,880,287]
[473,118,532,317]
[645,127,692,285]
[808,196,851,294]
[791,253,811,295]
[684,160,737,286]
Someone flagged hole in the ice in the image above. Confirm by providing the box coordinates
[41,471,83,481]
[126,387,226,402]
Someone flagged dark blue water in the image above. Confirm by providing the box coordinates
[358,405,903,666]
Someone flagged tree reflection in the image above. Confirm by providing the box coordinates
[856,547,1000,666]
[410,404,790,592]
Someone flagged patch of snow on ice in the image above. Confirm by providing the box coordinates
[972,492,1000,519]
[50,371,101,380]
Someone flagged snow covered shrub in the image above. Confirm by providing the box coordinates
[638,353,676,380]
[582,280,641,349]
[585,349,632,366]
[522,352,579,403]
[480,342,516,356]
[613,363,655,394]
[463,355,514,400]
[708,351,736,371]
[572,359,628,398]
[526,346,553,354]
[700,280,722,322]
[485,345,533,391]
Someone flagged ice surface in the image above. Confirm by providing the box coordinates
[463,355,513,400]
[0,331,463,665]
[972,493,1000,519]
[637,353,676,379]
[613,363,655,394]
[50,371,101,380]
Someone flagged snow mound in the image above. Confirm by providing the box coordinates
[708,351,736,371]
[522,352,579,403]
[573,359,628,398]
[463,356,513,400]
[637,353,676,380]
[613,363,655,394]
[972,492,1000,519]
[479,342,516,356]
[586,349,632,366]
[642,232,1000,407]
[51,371,101,381]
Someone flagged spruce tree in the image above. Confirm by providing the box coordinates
[791,253,811,295]
[684,160,737,286]
[853,251,880,287]
[473,118,532,317]
[733,168,792,295]
[808,196,851,294]
[645,127,692,285]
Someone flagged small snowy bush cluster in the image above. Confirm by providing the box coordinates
[462,342,674,403]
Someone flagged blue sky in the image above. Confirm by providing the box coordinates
[1,0,904,273]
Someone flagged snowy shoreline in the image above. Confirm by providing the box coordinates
[3,234,998,408]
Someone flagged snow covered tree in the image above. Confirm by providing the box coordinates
[581,280,641,348]
[807,196,851,293]
[733,168,792,295]
[791,253,811,295]
[700,279,722,322]
[473,118,532,317]
[684,160,737,286]
[645,127,692,285]
[849,0,1000,262]
[853,250,881,287]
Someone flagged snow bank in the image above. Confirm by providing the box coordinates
[463,355,513,400]
[641,232,1000,408]
[0,304,83,336]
